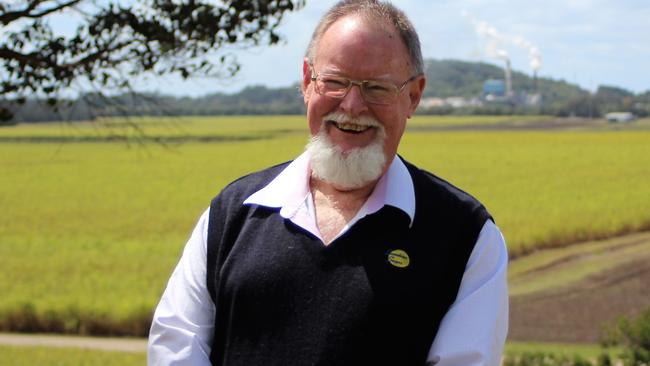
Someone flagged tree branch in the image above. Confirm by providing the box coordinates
[0,47,48,68]
[0,0,40,25]
[0,0,81,25]
[30,0,82,19]
[63,40,134,69]
[0,0,305,122]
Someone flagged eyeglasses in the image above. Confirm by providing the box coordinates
[310,71,419,105]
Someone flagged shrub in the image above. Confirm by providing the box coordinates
[614,307,650,366]
[503,351,594,366]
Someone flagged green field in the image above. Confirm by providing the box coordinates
[0,115,550,139]
[1,115,650,336]
[0,341,620,365]
[505,341,622,360]
[0,345,144,366]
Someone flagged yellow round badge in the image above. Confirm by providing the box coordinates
[387,249,410,268]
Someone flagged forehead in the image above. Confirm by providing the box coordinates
[314,15,412,79]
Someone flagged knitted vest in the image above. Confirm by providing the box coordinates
[206,158,492,366]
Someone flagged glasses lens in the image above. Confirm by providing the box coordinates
[313,73,403,104]
[362,80,398,104]
[317,75,349,97]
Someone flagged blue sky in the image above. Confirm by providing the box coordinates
[58,0,650,96]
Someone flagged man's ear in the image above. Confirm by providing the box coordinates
[302,58,312,105]
[407,75,426,118]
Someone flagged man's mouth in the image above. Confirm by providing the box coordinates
[330,121,374,134]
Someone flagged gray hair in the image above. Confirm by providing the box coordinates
[305,0,424,75]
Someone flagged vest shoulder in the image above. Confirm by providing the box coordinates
[403,159,491,219]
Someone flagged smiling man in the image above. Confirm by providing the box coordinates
[148,1,508,365]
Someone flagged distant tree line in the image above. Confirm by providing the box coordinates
[2,59,649,124]
[0,84,306,124]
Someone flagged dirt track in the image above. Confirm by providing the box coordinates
[509,233,650,343]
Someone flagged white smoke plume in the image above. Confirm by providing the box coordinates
[462,11,542,72]
[512,36,542,71]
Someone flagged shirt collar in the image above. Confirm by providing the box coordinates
[243,151,415,225]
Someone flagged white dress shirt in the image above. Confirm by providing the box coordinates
[148,152,509,366]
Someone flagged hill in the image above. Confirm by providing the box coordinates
[423,59,585,103]
[2,59,649,123]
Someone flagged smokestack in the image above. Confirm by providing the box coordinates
[495,49,512,99]
[504,59,513,98]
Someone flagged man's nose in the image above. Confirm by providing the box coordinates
[339,83,369,116]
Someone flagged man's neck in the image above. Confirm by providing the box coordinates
[309,177,378,245]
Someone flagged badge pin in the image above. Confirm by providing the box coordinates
[387,249,410,268]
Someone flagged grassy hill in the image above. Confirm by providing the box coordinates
[423,59,586,104]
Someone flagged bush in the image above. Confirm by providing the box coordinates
[503,352,593,366]
[596,353,613,366]
[612,307,650,366]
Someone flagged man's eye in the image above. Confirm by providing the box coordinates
[365,82,391,92]
[322,78,348,89]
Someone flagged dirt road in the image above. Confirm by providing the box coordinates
[509,231,650,343]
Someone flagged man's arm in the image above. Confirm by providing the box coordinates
[148,208,215,365]
[427,220,509,366]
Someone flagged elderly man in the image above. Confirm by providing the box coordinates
[148,1,508,365]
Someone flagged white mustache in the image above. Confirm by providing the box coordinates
[322,112,382,128]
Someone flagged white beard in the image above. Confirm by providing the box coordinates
[306,113,386,190]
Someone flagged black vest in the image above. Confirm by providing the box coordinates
[206,158,492,366]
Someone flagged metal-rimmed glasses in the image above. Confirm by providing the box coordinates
[310,71,419,105]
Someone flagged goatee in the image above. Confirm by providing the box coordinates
[306,113,386,190]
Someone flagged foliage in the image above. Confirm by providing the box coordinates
[503,351,619,366]
[597,353,613,366]
[594,85,647,118]
[0,0,304,121]
[423,59,506,98]
[503,343,627,366]
[605,307,650,366]
[553,94,601,118]
[503,352,593,366]
[505,342,623,362]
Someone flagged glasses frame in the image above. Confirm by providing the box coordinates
[309,70,420,105]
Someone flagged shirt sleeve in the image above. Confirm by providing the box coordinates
[148,208,215,366]
[427,220,509,366]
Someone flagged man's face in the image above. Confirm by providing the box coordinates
[302,15,425,178]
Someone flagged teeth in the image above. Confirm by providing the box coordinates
[334,122,371,132]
